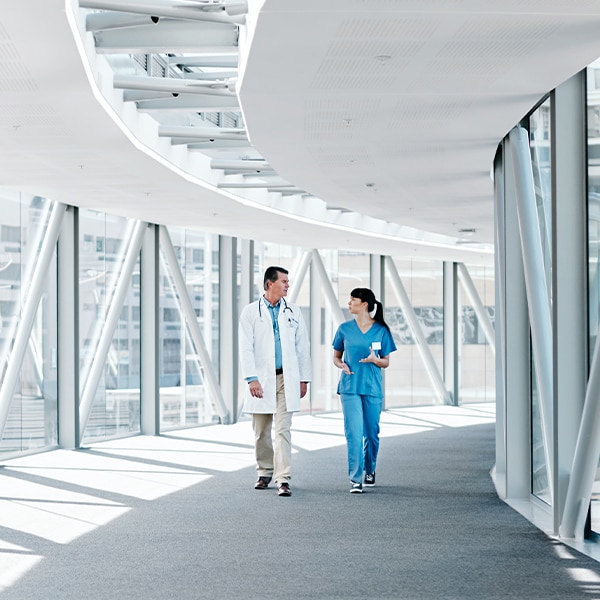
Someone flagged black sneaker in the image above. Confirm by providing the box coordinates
[364,473,376,486]
[350,482,363,493]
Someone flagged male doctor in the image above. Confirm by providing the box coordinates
[238,266,311,497]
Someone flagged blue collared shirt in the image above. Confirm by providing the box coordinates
[265,299,282,370]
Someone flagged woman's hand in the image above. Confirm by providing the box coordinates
[359,346,378,364]
[359,347,390,368]
[333,350,353,375]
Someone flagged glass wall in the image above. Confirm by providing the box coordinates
[460,263,495,403]
[529,98,552,504]
[587,59,600,532]
[0,193,494,458]
[79,210,141,443]
[0,193,57,455]
[384,258,443,407]
[159,228,220,429]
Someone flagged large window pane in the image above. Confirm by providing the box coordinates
[460,263,495,403]
[79,211,140,443]
[159,228,220,429]
[529,98,552,504]
[384,258,443,407]
[0,193,57,455]
[587,59,600,532]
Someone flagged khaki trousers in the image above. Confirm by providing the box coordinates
[252,374,293,484]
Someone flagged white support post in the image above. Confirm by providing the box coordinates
[140,224,159,435]
[310,260,320,412]
[0,202,67,442]
[159,226,230,424]
[385,255,452,405]
[443,262,459,406]
[80,220,146,436]
[239,239,254,310]
[457,263,495,352]
[219,235,237,422]
[493,147,508,497]
[552,71,588,538]
[509,125,554,497]
[57,206,79,448]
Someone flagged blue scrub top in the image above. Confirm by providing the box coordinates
[332,320,397,397]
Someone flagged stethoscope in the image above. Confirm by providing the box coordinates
[258,296,293,321]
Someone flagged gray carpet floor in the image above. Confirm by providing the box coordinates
[2,408,600,599]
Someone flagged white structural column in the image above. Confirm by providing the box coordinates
[493,149,508,497]
[0,202,67,442]
[502,137,533,500]
[159,226,230,424]
[385,256,452,405]
[553,71,590,539]
[141,224,159,435]
[57,206,79,448]
[219,236,237,421]
[370,254,383,299]
[457,263,495,352]
[310,259,320,412]
[79,220,147,436]
[508,125,554,494]
[443,262,459,405]
[239,239,254,310]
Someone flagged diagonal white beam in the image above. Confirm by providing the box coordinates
[385,256,453,405]
[287,250,312,304]
[310,250,345,327]
[79,220,147,436]
[560,333,600,539]
[508,125,554,496]
[457,263,495,353]
[0,202,67,442]
[159,226,230,424]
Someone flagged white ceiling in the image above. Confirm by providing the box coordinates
[2,1,600,265]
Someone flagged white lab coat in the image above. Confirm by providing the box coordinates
[238,297,312,414]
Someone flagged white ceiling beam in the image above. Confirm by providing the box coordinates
[114,75,236,96]
[159,125,245,138]
[86,11,160,31]
[93,19,238,53]
[210,159,271,171]
[169,54,237,68]
[79,0,245,24]
[134,94,239,111]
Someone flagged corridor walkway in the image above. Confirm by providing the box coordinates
[2,403,600,599]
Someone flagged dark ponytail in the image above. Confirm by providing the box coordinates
[350,288,390,331]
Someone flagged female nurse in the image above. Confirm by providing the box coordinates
[332,288,397,493]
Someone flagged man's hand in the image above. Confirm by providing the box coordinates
[248,380,264,398]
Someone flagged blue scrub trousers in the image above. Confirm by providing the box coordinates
[340,394,382,483]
